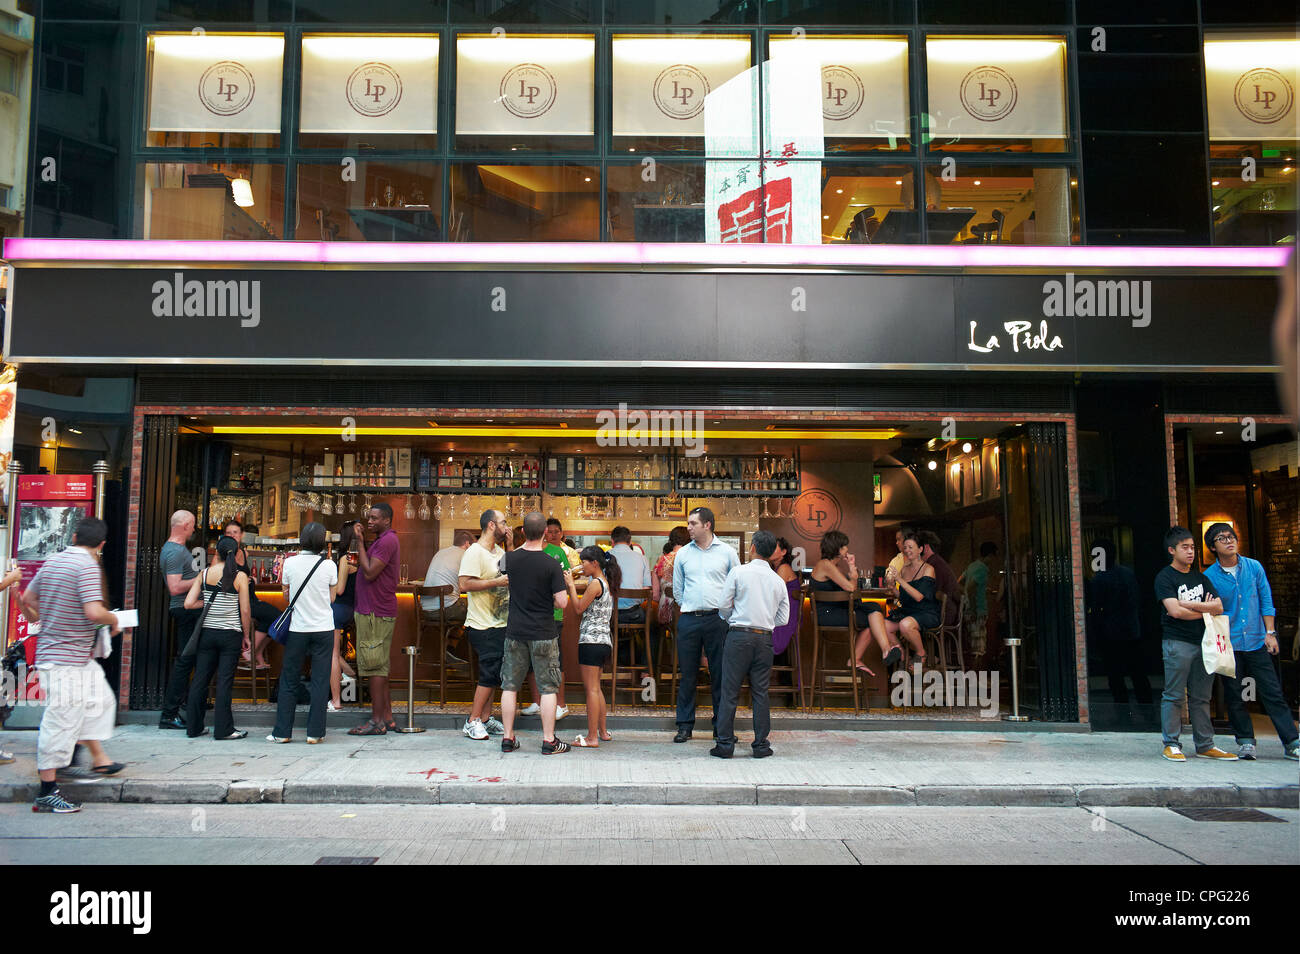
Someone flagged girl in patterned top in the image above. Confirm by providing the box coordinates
[564,546,622,748]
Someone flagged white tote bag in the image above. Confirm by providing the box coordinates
[1201,613,1236,677]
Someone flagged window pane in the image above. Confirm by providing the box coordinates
[142,1,292,21]
[765,1,913,26]
[448,0,594,23]
[705,160,823,243]
[296,160,442,241]
[1203,33,1298,161]
[449,163,598,241]
[1210,165,1297,246]
[607,161,705,242]
[922,164,1078,244]
[604,0,756,25]
[0,52,15,95]
[821,164,919,243]
[295,0,444,23]
[454,33,595,154]
[925,35,1069,153]
[136,161,285,239]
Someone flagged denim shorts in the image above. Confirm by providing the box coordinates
[500,637,561,694]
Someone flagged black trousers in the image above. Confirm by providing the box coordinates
[272,630,333,740]
[161,606,201,720]
[185,628,242,738]
[714,628,774,751]
[1221,647,1299,747]
[675,611,727,729]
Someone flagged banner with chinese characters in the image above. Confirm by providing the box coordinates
[767,35,910,141]
[455,35,594,136]
[1204,33,1298,141]
[924,37,1067,140]
[0,373,13,513]
[611,35,751,138]
[300,35,439,134]
[147,33,285,133]
[705,60,823,244]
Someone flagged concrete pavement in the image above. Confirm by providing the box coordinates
[2,720,1296,808]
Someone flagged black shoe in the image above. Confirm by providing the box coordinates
[501,737,520,753]
[158,716,186,730]
[185,728,210,738]
[882,646,902,668]
[673,727,692,743]
[752,746,774,759]
[709,745,734,759]
[215,730,247,741]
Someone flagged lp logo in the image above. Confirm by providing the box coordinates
[978,83,1001,107]
[672,81,693,105]
[518,80,540,104]
[825,82,848,107]
[364,78,387,103]
[216,76,240,103]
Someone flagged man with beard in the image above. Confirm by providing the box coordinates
[457,509,512,741]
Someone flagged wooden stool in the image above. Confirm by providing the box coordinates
[809,589,861,714]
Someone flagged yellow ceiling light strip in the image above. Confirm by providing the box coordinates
[206,425,900,441]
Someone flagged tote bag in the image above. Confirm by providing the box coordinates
[1201,612,1236,677]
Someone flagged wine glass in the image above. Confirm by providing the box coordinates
[417,494,431,522]
[308,493,322,512]
[404,494,416,520]
[347,493,357,515]
[433,494,444,519]
[460,493,470,518]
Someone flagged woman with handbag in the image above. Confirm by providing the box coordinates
[268,522,338,744]
[182,535,251,740]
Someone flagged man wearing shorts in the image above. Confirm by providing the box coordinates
[348,503,401,736]
[498,511,570,755]
[21,518,125,813]
[458,509,512,741]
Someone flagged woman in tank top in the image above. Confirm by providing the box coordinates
[183,534,251,740]
[329,521,359,711]
[564,546,622,748]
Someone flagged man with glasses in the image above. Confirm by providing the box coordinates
[1202,523,1298,761]
[457,509,512,741]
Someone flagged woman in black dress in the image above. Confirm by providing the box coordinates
[867,533,938,669]
[812,531,877,676]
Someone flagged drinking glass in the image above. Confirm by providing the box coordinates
[433,495,443,519]
[417,494,431,521]
[404,495,416,520]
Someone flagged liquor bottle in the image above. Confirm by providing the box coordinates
[613,463,623,492]
[566,456,575,491]
[676,460,685,493]
[786,458,796,492]
[730,459,741,492]
[633,464,642,492]
[387,452,397,488]
[451,460,461,490]
[707,459,718,492]
[335,460,344,486]
[498,459,507,489]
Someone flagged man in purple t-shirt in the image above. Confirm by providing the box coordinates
[348,502,401,735]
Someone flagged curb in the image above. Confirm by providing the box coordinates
[5,780,1295,809]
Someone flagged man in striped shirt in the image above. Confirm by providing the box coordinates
[20,517,124,814]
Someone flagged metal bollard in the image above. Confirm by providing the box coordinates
[1002,637,1029,722]
[398,645,425,733]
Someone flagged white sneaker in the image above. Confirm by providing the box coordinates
[520,703,541,716]
[555,706,570,721]
[462,719,489,741]
[483,717,505,735]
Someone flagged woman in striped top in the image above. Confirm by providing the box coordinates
[183,535,251,740]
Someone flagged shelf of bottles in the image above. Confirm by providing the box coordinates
[673,451,801,497]
[418,454,544,494]
[291,450,413,493]
[542,454,673,497]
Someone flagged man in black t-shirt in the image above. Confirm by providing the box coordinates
[498,512,570,755]
[1153,527,1237,763]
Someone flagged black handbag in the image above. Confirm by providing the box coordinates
[268,555,328,644]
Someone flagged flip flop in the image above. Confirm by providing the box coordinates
[599,732,613,742]
[573,735,598,747]
[92,762,126,775]
[348,720,386,736]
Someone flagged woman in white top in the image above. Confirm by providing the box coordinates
[183,535,251,740]
[268,522,338,744]
[564,546,621,748]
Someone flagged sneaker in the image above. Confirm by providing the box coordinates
[501,737,520,753]
[483,717,505,735]
[55,745,90,781]
[541,738,570,755]
[1238,742,1257,760]
[520,703,541,716]
[266,734,291,744]
[555,706,570,721]
[0,750,13,765]
[1284,744,1299,761]
[1161,744,1186,762]
[33,790,81,813]
[1195,746,1238,761]
[462,719,489,741]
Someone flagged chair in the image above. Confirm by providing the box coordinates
[412,584,472,707]
[769,579,805,712]
[610,588,654,713]
[808,589,860,714]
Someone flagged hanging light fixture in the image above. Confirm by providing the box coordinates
[231,173,255,208]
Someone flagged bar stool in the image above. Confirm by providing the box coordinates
[610,588,653,713]
[924,592,965,673]
[808,589,860,714]
[769,579,806,712]
[411,584,472,707]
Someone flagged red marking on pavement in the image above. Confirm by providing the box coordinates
[478,777,503,783]
[410,768,442,779]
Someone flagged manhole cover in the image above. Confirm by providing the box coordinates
[1170,808,1285,822]
[314,856,379,865]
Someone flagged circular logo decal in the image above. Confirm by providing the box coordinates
[346,62,403,118]
[653,64,710,121]
[198,61,256,117]
[789,489,843,543]
[821,65,865,122]
[1233,68,1294,126]
[959,65,1018,123]
[501,63,557,120]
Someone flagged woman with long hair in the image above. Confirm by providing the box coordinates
[268,522,338,744]
[183,535,251,740]
[811,530,877,677]
[329,521,359,711]
[865,533,938,670]
[564,546,622,748]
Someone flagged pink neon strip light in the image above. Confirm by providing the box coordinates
[1,238,1292,269]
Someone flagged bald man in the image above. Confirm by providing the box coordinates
[158,510,200,730]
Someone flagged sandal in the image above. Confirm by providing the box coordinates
[91,762,126,775]
[348,720,387,736]
[573,735,599,748]
[327,701,342,712]
[882,646,902,668]
[599,731,613,742]
[855,663,877,677]
[385,721,400,734]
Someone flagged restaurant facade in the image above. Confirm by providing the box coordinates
[1,0,1295,730]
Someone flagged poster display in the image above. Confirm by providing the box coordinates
[1204,33,1298,141]
[925,36,1067,140]
[455,34,595,136]
[147,33,285,133]
[300,34,439,135]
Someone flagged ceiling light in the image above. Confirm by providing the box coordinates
[823,214,829,219]
[583,177,591,182]
[67,427,83,435]
[927,460,937,471]
[836,188,843,194]
[973,179,981,186]
[1215,430,1224,435]
[961,442,972,453]
[895,180,902,185]
[231,176,255,208]
[1212,180,1220,186]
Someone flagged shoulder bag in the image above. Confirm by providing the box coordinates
[269,555,328,644]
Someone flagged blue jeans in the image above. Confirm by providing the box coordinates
[1161,639,1215,751]
[272,629,333,740]
[1220,647,1298,747]
[714,628,774,752]
[675,611,727,730]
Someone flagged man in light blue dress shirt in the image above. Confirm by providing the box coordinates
[671,506,739,742]
[712,531,790,759]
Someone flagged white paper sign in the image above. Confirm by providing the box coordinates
[925,37,1067,140]
[768,36,910,141]
[300,35,439,135]
[611,35,751,137]
[148,33,285,133]
[455,35,594,136]
[1204,34,1298,141]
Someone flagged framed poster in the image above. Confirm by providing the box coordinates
[971,454,983,500]
[654,496,687,519]
[872,472,882,504]
[265,485,278,530]
[278,480,290,523]
[949,462,963,507]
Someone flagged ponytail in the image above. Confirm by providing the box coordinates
[580,545,621,603]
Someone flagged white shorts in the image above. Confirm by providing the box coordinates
[36,660,117,771]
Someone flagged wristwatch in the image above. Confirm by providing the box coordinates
[1265,629,1277,636]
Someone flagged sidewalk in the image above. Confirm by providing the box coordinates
[3,719,1296,808]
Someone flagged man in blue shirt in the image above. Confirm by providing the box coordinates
[671,506,739,743]
[1202,523,1298,761]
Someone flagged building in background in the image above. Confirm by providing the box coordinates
[0,0,32,245]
